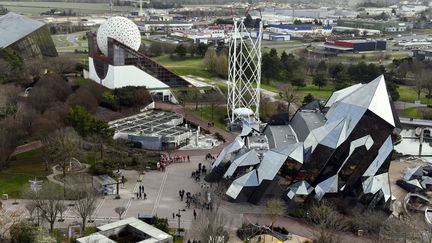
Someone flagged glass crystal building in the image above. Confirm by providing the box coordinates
[0,12,57,60]
[206,75,399,209]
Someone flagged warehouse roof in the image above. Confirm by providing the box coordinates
[0,12,45,48]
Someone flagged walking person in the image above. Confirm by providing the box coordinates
[144,193,147,200]
[193,209,197,220]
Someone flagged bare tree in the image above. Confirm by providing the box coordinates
[25,201,37,222]
[0,84,21,117]
[72,186,98,231]
[114,206,126,220]
[204,48,218,73]
[308,201,347,231]
[191,205,231,243]
[277,83,298,116]
[0,207,25,241]
[28,183,63,232]
[43,127,81,177]
[56,202,67,222]
[47,56,76,74]
[265,198,286,240]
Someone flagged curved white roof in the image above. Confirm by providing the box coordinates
[234,107,254,117]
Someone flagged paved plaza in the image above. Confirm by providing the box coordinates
[1,153,371,242]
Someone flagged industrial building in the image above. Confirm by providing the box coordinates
[324,39,386,53]
[136,21,193,32]
[412,49,432,61]
[206,76,399,209]
[109,110,192,150]
[337,18,409,32]
[0,12,57,60]
[267,24,333,37]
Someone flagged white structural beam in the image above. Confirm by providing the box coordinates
[227,19,263,124]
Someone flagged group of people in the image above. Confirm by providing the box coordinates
[157,154,191,171]
[187,240,202,243]
[136,185,146,200]
[205,153,215,161]
[191,163,207,182]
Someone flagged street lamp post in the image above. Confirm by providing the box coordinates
[176,209,186,236]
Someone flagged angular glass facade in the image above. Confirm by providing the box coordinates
[206,75,399,209]
[7,25,57,60]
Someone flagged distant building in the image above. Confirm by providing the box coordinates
[136,21,193,32]
[337,18,409,32]
[267,24,332,37]
[77,217,173,243]
[324,39,386,53]
[0,12,57,60]
[412,49,432,61]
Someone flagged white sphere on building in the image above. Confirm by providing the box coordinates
[96,16,141,56]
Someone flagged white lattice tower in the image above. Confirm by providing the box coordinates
[227,19,263,124]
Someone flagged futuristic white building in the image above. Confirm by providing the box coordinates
[86,16,191,103]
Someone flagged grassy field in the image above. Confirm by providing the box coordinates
[1,1,132,15]
[152,55,215,79]
[296,84,334,101]
[186,105,227,130]
[398,85,432,105]
[52,31,88,52]
[0,148,61,198]
[401,107,432,119]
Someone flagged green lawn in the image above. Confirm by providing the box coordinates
[398,85,432,105]
[0,148,60,198]
[296,84,334,101]
[186,105,227,130]
[152,55,215,79]
[401,107,432,119]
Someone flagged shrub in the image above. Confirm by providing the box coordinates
[215,132,225,143]
[84,227,97,236]
[236,223,260,240]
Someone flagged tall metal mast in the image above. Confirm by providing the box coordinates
[227,18,263,124]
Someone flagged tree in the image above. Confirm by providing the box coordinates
[265,199,286,239]
[196,43,208,57]
[328,63,345,79]
[414,68,430,100]
[72,185,98,231]
[47,56,76,74]
[174,44,187,58]
[188,44,197,57]
[57,202,67,222]
[113,86,153,108]
[25,201,37,222]
[191,205,230,243]
[278,83,298,115]
[303,93,315,104]
[204,48,218,73]
[0,207,25,241]
[244,14,254,28]
[291,77,306,88]
[149,42,163,56]
[215,53,228,79]
[261,49,280,83]
[313,73,328,90]
[44,127,81,177]
[10,221,56,243]
[27,183,63,232]
[66,106,114,139]
[114,206,126,220]
[0,84,21,117]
